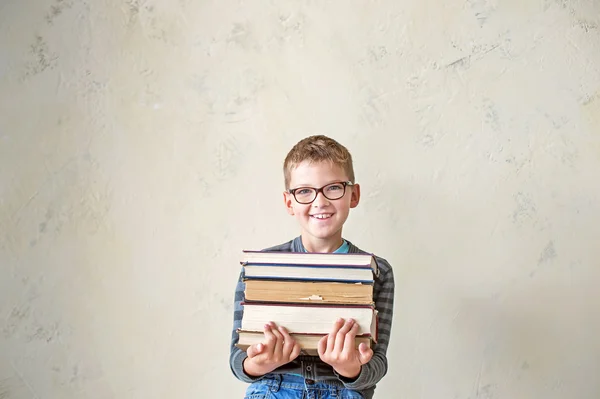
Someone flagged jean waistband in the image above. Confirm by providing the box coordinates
[258,373,346,391]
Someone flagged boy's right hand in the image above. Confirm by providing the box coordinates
[242,322,301,377]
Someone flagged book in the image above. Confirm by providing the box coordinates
[240,302,378,337]
[241,251,378,283]
[235,330,374,356]
[242,250,379,276]
[235,250,380,357]
[244,279,374,305]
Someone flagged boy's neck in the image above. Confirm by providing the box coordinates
[301,235,344,253]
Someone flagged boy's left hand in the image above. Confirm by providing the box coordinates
[317,318,373,379]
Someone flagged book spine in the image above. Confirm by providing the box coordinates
[242,276,374,284]
[241,301,375,309]
[242,299,375,307]
[244,263,372,269]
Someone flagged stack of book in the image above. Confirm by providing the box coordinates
[235,250,379,356]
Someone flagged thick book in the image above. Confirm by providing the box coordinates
[240,302,378,337]
[235,330,374,356]
[244,279,374,305]
[241,250,378,283]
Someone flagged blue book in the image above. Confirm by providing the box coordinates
[241,250,378,283]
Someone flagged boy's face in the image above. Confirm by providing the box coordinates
[283,160,360,251]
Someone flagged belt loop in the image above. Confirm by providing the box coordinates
[329,385,338,398]
[269,374,281,392]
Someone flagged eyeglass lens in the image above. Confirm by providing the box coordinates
[294,182,346,204]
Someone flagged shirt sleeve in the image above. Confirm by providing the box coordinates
[229,271,266,383]
[335,258,395,389]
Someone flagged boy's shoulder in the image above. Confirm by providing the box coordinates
[348,240,394,281]
[261,239,295,253]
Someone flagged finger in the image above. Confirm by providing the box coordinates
[335,319,355,353]
[318,335,328,358]
[263,323,277,356]
[328,318,345,353]
[358,343,374,364]
[269,323,285,355]
[290,341,301,361]
[278,326,294,357]
[246,342,263,358]
[343,321,360,353]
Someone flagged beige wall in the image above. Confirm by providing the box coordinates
[1,0,599,398]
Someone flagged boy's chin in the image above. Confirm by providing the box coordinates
[304,227,342,240]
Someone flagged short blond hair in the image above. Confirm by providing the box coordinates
[283,135,355,189]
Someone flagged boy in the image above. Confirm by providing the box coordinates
[230,135,395,399]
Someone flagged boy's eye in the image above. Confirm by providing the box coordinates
[327,184,343,191]
[296,188,314,195]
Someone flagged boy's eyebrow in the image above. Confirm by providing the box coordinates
[291,180,349,188]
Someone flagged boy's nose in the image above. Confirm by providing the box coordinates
[312,191,330,206]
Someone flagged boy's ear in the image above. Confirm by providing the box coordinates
[283,191,295,215]
[350,183,361,208]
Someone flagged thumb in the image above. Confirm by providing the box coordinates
[357,343,373,364]
[247,343,264,358]
[317,335,328,358]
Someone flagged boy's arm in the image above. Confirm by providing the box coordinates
[334,259,395,389]
[229,271,265,383]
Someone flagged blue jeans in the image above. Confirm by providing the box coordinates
[243,374,365,399]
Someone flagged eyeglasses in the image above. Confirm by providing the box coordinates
[288,181,354,205]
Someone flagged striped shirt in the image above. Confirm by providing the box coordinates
[229,236,395,399]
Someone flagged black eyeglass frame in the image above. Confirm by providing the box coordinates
[287,181,355,204]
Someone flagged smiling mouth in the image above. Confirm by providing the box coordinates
[310,214,333,220]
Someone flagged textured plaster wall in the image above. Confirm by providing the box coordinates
[1,0,599,398]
